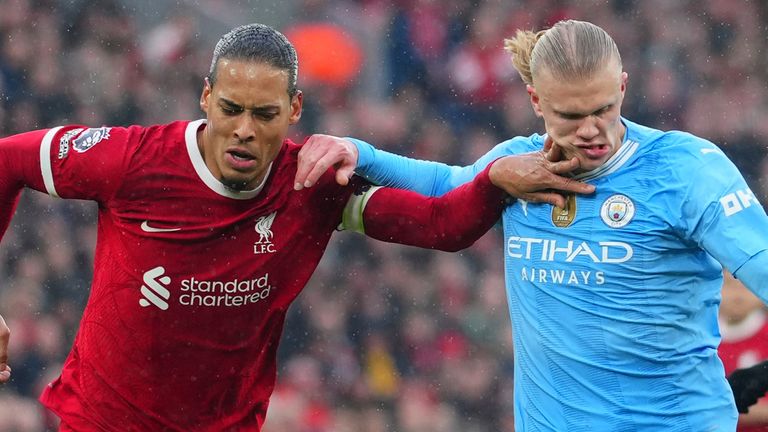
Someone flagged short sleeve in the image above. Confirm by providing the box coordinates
[45,125,136,202]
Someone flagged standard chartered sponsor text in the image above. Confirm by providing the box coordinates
[179,273,273,307]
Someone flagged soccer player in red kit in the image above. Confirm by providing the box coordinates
[0,23,589,431]
[720,270,768,431]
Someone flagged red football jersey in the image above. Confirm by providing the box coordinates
[0,119,506,431]
[3,120,356,431]
[720,310,768,432]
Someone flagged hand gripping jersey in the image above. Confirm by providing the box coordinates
[0,120,505,431]
[350,118,768,431]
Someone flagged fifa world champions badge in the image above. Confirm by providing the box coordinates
[600,194,635,228]
[551,193,577,228]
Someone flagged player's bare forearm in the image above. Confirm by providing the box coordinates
[362,163,505,252]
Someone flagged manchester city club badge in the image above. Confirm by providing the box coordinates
[600,194,635,228]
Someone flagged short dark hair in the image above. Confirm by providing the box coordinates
[208,23,299,97]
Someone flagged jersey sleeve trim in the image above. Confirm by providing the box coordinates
[39,126,64,198]
[733,249,768,306]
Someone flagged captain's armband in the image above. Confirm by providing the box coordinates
[338,183,382,233]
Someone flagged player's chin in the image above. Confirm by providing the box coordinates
[221,173,254,191]
[577,154,610,171]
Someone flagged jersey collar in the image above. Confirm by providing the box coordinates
[569,118,639,182]
[185,119,272,200]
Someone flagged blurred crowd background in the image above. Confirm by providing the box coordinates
[0,0,767,431]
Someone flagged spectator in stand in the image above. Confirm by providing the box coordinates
[720,270,768,430]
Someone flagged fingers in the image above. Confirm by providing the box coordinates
[544,158,595,194]
[335,162,355,186]
[543,137,563,162]
[295,138,330,190]
[525,191,568,209]
[543,136,553,152]
[0,315,10,384]
[294,150,314,190]
[558,178,595,195]
[541,174,595,195]
[295,135,359,190]
[548,157,580,174]
[297,153,339,190]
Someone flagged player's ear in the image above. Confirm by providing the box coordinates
[620,71,628,95]
[528,84,543,118]
[288,90,303,125]
[200,77,212,113]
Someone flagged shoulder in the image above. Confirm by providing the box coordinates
[494,133,544,155]
[281,138,302,160]
[277,139,301,174]
[134,120,194,147]
[95,121,196,182]
[626,119,726,171]
[627,118,718,160]
[656,132,733,183]
[114,120,198,165]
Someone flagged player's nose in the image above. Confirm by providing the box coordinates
[576,116,599,140]
[233,115,257,142]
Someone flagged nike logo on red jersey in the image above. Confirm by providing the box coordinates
[141,221,181,233]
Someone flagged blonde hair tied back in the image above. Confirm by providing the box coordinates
[504,20,621,87]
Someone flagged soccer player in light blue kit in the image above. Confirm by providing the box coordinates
[295,19,768,431]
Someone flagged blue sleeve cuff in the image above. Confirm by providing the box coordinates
[733,249,768,305]
[346,137,376,171]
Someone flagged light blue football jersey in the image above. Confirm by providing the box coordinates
[350,118,768,431]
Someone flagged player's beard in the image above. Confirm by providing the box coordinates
[221,176,250,191]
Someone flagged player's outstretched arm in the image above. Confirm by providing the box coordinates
[728,360,768,413]
[0,314,11,384]
[343,159,507,252]
[0,132,50,386]
[296,135,594,208]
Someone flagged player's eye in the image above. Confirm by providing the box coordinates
[254,111,277,121]
[560,113,584,121]
[594,107,609,117]
[220,104,242,115]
